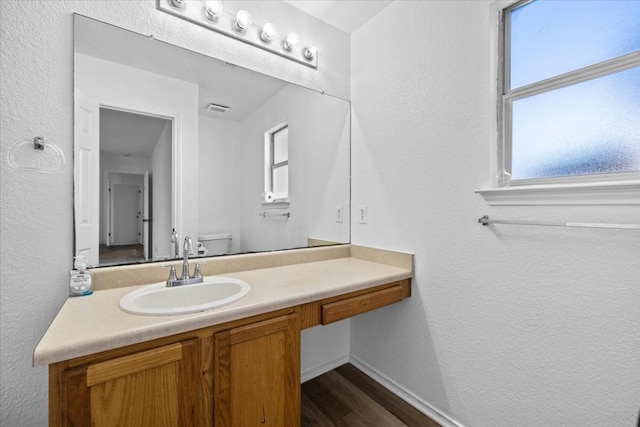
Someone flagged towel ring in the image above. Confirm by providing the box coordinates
[7,137,66,172]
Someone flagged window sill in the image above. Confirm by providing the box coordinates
[475,180,640,206]
[261,200,290,208]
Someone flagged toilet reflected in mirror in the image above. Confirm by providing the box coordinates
[197,233,232,257]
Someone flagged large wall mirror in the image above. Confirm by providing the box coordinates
[73,14,350,267]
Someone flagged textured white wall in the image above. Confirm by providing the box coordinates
[350,1,640,426]
[0,1,349,425]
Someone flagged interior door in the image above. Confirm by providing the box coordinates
[74,88,100,266]
[110,183,141,245]
[143,170,151,260]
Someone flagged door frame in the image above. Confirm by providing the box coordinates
[97,103,178,257]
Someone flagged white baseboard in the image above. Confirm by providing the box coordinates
[349,356,465,427]
[301,354,350,383]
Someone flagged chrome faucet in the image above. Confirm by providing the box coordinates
[182,237,193,279]
[166,236,203,287]
[171,228,179,258]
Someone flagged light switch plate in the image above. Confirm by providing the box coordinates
[336,206,344,223]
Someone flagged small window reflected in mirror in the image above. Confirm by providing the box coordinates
[265,123,289,202]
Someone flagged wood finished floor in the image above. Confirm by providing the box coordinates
[98,243,144,265]
[301,364,441,427]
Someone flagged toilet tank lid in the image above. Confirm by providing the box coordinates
[198,233,232,241]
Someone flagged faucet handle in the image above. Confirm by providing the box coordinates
[193,263,203,280]
[164,265,178,286]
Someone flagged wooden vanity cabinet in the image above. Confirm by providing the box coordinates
[48,279,410,427]
[51,339,200,427]
[49,311,300,427]
[213,313,300,427]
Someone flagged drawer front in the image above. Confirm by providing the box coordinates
[322,285,405,324]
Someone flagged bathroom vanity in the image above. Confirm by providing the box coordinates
[36,245,413,427]
[54,12,396,426]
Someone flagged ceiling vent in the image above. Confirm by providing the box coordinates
[206,103,230,115]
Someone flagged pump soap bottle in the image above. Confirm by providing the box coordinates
[69,256,93,297]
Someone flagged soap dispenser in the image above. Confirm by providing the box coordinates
[69,256,93,297]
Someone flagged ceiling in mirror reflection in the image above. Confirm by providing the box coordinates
[74,16,288,121]
[100,109,170,157]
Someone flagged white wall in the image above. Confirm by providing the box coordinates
[239,85,351,253]
[350,2,640,426]
[198,84,350,256]
[0,1,349,425]
[198,115,244,254]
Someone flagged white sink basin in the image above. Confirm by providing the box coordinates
[119,277,250,316]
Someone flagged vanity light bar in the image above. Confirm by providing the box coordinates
[157,0,318,69]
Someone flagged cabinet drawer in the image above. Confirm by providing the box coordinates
[322,285,405,325]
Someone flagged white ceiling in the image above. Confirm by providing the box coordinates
[100,109,170,158]
[283,0,394,34]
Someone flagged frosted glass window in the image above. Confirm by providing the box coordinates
[511,67,640,180]
[272,164,288,196]
[499,0,640,185]
[510,0,640,89]
[273,127,288,164]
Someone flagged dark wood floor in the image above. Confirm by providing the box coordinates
[99,243,144,265]
[302,364,441,427]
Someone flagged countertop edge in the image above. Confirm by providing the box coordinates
[34,256,413,366]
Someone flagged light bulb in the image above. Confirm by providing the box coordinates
[234,10,252,32]
[304,46,317,60]
[204,0,223,20]
[261,23,277,42]
[284,32,300,51]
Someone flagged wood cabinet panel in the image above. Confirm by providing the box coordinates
[300,280,411,329]
[58,366,90,427]
[214,314,300,427]
[86,342,183,386]
[322,285,405,325]
[90,362,181,426]
[53,339,199,427]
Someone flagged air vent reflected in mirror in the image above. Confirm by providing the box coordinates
[206,103,230,115]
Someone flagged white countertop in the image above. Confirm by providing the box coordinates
[34,257,412,366]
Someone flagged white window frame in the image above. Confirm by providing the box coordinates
[476,0,640,205]
[263,122,290,204]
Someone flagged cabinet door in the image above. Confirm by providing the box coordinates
[214,314,300,427]
[59,339,199,427]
